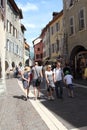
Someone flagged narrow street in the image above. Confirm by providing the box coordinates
[0,78,87,130]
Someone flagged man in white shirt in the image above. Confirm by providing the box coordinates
[53,61,63,99]
[32,62,43,99]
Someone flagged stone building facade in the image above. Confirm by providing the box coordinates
[63,0,87,78]
[5,0,25,72]
[49,11,64,61]
[40,11,64,65]
[0,0,6,79]
[33,37,43,65]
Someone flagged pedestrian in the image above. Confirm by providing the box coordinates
[45,64,55,100]
[14,65,19,78]
[53,61,63,99]
[32,62,43,100]
[63,62,72,76]
[21,66,31,101]
[63,71,74,98]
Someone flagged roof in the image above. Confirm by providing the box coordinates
[8,0,23,19]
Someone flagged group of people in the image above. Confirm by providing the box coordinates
[20,61,74,101]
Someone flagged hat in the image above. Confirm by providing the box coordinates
[65,70,70,75]
[24,66,30,72]
[35,62,38,65]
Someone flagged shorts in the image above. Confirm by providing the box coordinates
[23,81,29,89]
[68,84,73,90]
[32,79,40,87]
[47,85,54,92]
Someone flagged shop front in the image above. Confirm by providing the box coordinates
[76,51,87,79]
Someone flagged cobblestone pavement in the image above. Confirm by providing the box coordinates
[0,78,87,130]
[0,78,49,130]
[39,82,87,130]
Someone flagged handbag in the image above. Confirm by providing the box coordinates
[35,67,41,85]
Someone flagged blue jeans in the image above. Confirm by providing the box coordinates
[55,80,63,98]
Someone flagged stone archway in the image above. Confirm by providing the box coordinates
[70,45,86,78]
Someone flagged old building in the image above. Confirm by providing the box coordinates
[42,10,64,65]
[33,37,43,65]
[0,0,6,79]
[49,10,64,62]
[5,0,25,72]
[24,39,30,66]
[63,0,87,78]
[0,0,6,94]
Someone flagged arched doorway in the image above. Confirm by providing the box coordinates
[5,61,9,71]
[70,45,87,79]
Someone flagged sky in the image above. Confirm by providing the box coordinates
[15,0,63,56]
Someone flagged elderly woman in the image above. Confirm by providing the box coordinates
[21,66,31,101]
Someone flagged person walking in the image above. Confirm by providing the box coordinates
[63,63,72,76]
[53,61,63,99]
[45,64,55,100]
[32,62,43,100]
[21,66,31,101]
[63,71,74,98]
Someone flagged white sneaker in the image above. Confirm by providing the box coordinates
[51,96,55,100]
[48,96,51,100]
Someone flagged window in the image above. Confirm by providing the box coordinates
[79,8,85,30]
[36,54,39,59]
[9,41,11,52]
[0,0,3,7]
[56,39,59,53]
[51,26,54,35]
[13,27,15,36]
[69,16,74,35]
[56,22,60,32]
[69,0,74,7]
[6,39,9,51]
[37,48,40,51]
[9,22,12,33]
[7,20,10,32]
[52,44,55,53]
[40,54,43,58]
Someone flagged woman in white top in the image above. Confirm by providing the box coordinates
[45,65,55,100]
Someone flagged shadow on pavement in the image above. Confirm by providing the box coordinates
[40,86,87,129]
[13,95,27,101]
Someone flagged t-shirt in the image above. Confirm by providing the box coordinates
[64,74,73,85]
[53,68,63,81]
[32,66,41,79]
[45,70,55,87]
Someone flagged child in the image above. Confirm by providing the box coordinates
[64,72,74,98]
